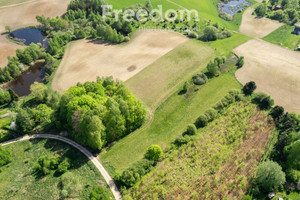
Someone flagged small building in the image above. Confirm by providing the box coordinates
[268,193,275,199]
[292,23,300,35]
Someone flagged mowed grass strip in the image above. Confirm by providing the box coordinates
[101,71,242,171]
[0,0,34,7]
[210,33,252,56]
[125,40,215,109]
[263,24,300,50]
[0,139,113,200]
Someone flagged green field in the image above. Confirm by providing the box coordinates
[0,139,113,199]
[125,40,215,109]
[107,0,256,30]
[101,71,242,172]
[263,25,300,50]
[125,101,274,199]
[210,33,252,56]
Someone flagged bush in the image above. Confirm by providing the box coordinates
[145,145,163,161]
[186,124,197,135]
[195,114,208,128]
[219,12,233,21]
[252,92,274,110]
[57,158,71,174]
[89,185,111,200]
[256,161,286,192]
[34,154,60,175]
[120,159,154,187]
[0,146,12,167]
[192,73,208,85]
[205,109,217,122]
[0,89,11,106]
[242,81,257,96]
[270,106,284,120]
[286,168,300,184]
[61,172,81,198]
[207,61,220,76]
[202,26,218,41]
[174,135,191,146]
[236,56,245,68]
[188,31,198,39]
[182,81,190,93]
[255,4,267,17]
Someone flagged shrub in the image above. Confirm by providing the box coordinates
[236,56,245,68]
[219,12,233,21]
[0,89,11,106]
[255,4,267,17]
[255,161,286,192]
[186,124,197,135]
[242,81,257,96]
[207,61,220,76]
[286,168,300,184]
[269,106,284,120]
[252,92,274,110]
[182,81,190,93]
[61,172,81,198]
[202,26,218,41]
[89,185,111,200]
[174,135,191,146]
[192,73,208,85]
[188,31,198,39]
[57,158,71,174]
[205,109,217,122]
[34,154,60,175]
[145,145,163,161]
[195,114,208,128]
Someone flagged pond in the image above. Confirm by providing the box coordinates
[8,28,49,48]
[3,62,45,97]
[219,0,252,17]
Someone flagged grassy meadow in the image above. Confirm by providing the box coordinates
[107,0,256,30]
[263,24,300,50]
[125,101,275,199]
[101,71,242,172]
[0,139,113,200]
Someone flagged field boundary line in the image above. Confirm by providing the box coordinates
[0,0,40,9]
[1,134,122,200]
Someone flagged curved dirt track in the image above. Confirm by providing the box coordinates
[234,39,300,114]
[239,8,283,38]
[1,134,122,200]
[0,0,70,68]
[52,30,188,93]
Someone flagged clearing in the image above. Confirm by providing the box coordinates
[101,72,242,172]
[52,31,188,93]
[0,0,70,68]
[234,39,300,114]
[125,101,275,199]
[263,24,300,50]
[0,138,113,199]
[239,8,283,38]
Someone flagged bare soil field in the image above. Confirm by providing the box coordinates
[0,0,70,68]
[234,39,300,114]
[52,31,188,93]
[239,8,283,38]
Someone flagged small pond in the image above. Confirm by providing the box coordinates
[3,62,45,97]
[9,28,49,48]
[219,0,252,17]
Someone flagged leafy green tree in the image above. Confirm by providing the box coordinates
[236,56,245,68]
[104,98,126,142]
[34,104,54,130]
[89,185,111,200]
[145,145,163,161]
[202,26,218,41]
[16,109,34,134]
[256,161,286,192]
[145,0,153,11]
[182,81,190,93]
[242,81,257,96]
[192,73,208,85]
[255,4,267,17]
[30,82,48,102]
[195,114,208,128]
[186,124,197,135]
[285,140,300,170]
[253,92,274,110]
[5,25,12,33]
[207,61,220,76]
[0,89,11,106]
[270,106,284,120]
